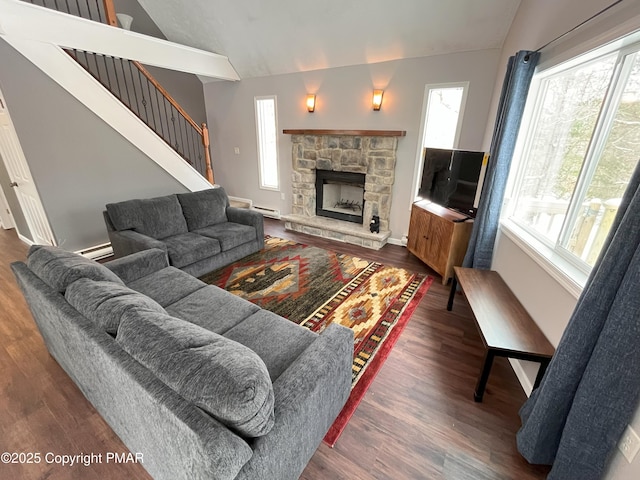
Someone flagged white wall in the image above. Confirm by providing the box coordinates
[487,1,640,478]
[203,50,501,242]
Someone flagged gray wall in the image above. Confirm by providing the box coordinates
[0,152,31,240]
[203,49,501,241]
[0,38,187,251]
[112,0,207,126]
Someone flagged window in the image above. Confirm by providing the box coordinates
[422,84,467,149]
[413,83,468,199]
[505,39,640,278]
[255,96,280,190]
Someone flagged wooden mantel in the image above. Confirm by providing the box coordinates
[282,129,406,137]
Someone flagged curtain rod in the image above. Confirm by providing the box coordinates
[531,0,625,54]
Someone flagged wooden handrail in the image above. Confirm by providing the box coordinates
[202,123,214,184]
[102,0,117,26]
[101,0,201,135]
[131,61,203,135]
[101,0,212,183]
[100,0,212,184]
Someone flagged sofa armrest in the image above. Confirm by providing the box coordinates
[108,229,167,258]
[103,248,169,284]
[236,323,353,480]
[227,207,264,240]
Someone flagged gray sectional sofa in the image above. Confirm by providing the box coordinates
[104,187,263,277]
[11,245,353,480]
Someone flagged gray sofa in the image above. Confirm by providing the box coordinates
[11,245,353,480]
[104,187,263,277]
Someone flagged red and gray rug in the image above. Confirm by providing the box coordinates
[199,236,432,446]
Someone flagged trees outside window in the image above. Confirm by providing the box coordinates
[506,42,640,271]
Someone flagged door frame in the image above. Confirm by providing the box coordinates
[0,86,55,245]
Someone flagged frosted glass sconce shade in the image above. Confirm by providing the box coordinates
[306,94,316,112]
[116,13,133,30]
[372,90,384,111]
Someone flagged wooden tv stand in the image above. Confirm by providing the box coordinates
[407,200,473,284]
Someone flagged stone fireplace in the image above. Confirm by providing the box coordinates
[282,129,405,249]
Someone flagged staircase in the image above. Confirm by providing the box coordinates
[69,49,213,182]
[7,0,231,187]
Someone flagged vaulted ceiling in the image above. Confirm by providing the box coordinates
[136,0,521,79]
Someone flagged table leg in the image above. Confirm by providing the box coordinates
[474,349,495,402]
[533,359,550,391]
[447,276,458,311]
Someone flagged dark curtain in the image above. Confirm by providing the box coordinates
[517,160,640,479]
[463,50,539,269]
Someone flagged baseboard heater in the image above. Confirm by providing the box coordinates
[75,242,113,261]
[227,195,253,209]
[252,205,281,219]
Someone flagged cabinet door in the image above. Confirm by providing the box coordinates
[408,206,432,261]
[425,215,454,273]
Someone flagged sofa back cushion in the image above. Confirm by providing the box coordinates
[27,245,124,293]
[177,188,229,231]
[106,194,188,239]
[116,310,275,437]
[65,278,166,335]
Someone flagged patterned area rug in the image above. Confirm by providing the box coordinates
[199,236,432,446]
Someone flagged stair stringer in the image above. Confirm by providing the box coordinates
[2,35,213,192]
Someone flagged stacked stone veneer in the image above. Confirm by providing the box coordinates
[290,134,398,232]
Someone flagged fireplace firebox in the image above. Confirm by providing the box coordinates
[315,170,365,224]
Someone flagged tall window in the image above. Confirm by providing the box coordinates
[413,83,468,200]
[422,84,467,149]
[255,96,279,190]
[505,39,640,275]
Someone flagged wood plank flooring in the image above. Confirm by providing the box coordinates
[0,221,551,479]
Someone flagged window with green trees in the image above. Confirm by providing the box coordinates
[505,38,640,273]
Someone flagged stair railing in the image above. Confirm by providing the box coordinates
[23,0,215,184]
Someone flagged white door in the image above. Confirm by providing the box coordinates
[0,87,55,245]
[0,180,16,229]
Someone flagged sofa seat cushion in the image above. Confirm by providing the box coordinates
[116,310,275,437]
[194,223,257,251]
[106,194,188,239]
[65,278,166,334]
[128,267,205,307]
[165,285,260,334]
[224,310,317,381]
[163,233,221,268]
[177,188,229,230]
[27,245,124,293]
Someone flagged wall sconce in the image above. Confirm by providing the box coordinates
[306,94,316,112]
[372,90,384,111]
[116,13,134,30]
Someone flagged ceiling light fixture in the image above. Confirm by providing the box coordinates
[372,90,384,111]
[306,94,316,113]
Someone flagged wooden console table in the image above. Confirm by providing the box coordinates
[447,267,555,402]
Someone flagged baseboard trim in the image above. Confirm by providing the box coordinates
[17,232,34,246]
[509,358,534,397]
[386,237,404,246]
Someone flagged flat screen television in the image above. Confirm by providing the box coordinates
[417,147,487,218]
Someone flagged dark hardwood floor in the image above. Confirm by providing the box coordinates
[0,220,551,479]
